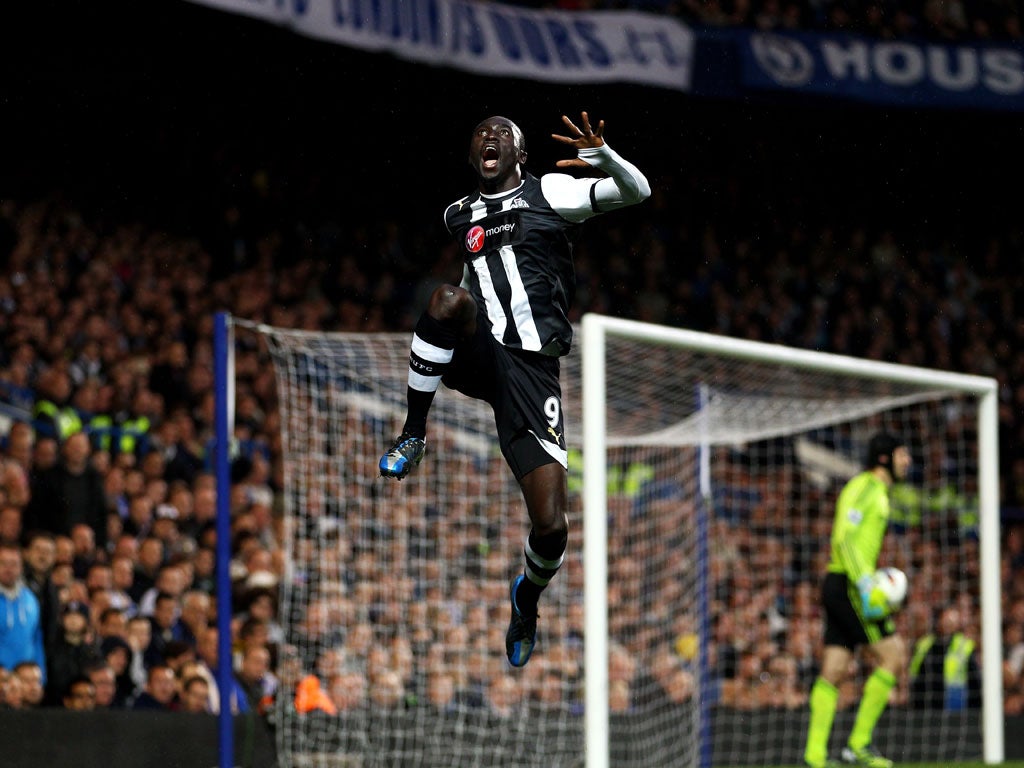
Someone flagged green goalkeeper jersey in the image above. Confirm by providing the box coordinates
[827,470,890,583]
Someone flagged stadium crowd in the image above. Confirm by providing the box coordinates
[0,170,1021,722]
[520,0,1024,41]
[516,0,1023,41]
[2,0,1023,751]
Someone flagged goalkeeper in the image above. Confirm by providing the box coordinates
[804,433,911,768]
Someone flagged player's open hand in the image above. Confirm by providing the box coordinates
[552,111,605,169]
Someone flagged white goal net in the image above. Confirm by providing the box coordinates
[235,313,1000,768]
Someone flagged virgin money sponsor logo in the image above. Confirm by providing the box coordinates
[466,226,485,253]
[466,221,518,252]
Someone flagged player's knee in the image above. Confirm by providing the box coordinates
[531,525,568,560]
[888,634,908,668]
[876,634,907,672]
[535,505,568,540]
[428,284,475,324]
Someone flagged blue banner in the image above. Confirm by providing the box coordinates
[734,28,1024,111]
[179,0,1024,110]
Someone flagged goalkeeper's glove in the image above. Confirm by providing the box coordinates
[856,574,887,620]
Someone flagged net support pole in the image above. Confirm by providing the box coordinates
[582,314,609,768]
[696,384,713,768]
[213,311,235,768]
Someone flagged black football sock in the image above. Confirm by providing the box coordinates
[516,528,567,615]
[402,314,456,438]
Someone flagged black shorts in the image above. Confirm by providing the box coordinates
[821,572,894,650]
[441,313,566,480]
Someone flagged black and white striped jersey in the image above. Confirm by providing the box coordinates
[445,172,578,356]
[443,142,651,357]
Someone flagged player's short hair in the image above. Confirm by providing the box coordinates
[865,432,904,470]
[509,121,526,155]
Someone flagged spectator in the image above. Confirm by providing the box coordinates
[24,432,108,554]
[124,493,155,540]
[1,665,26,709]
[45,600,100,705]
[178,673,211,713]
[150,503,185,557]
[187,483,218,545]
[238,586,284,646]
[174,589,211,648]
[53,535,75,570]
[190,546,216,595]
[0,543,45,682]
[132,663,177,710]
[69,522,100,578]
[196,626,249,714]
[237,643,276,716]
[237,616,270,658]
[101,464,129,521]
[162,639,196,678]
[138,562,187,617]
[87,589,114,635]
[125,614,153,690]
[108,554,137,616]
[326,670,367,712]
[84,561,113,594]
[0,462,29,511]
[13,660,45,708]
[110,533,139,564]
[84,660,119,709]
[31,438,59,478]
[96,606,128,644]
[164,414,205,487]
[609,678,633,713]
[100,634,137,707]
[21,529,61,655]
[31,367,79,444]
[62,675,97,711]
[910,604,982,710]
[130,537,165,604]
[0,504,22,546]
[485,674,520,718]
[644,648,697,707]
[4,421,35,476]
[146,591,180,667]
[368,669,406,709]
[424,670,457,713]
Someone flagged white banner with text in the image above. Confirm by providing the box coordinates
[182,0,695,91]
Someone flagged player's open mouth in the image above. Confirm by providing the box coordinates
[482,144,499,170]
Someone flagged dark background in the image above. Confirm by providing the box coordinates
[5,0,1022,254]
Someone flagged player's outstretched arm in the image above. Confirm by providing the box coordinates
[548,110,651,213]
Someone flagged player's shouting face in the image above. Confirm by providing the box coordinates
[469,116,526,191]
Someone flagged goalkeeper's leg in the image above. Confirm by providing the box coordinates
[843,635,905,768]
[805,645,851,768]
[805,678,840,768]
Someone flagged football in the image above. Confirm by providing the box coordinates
[875,566,908,613]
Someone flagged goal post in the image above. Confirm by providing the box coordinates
[215,310,1002,768]
[580,312,1002,767]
